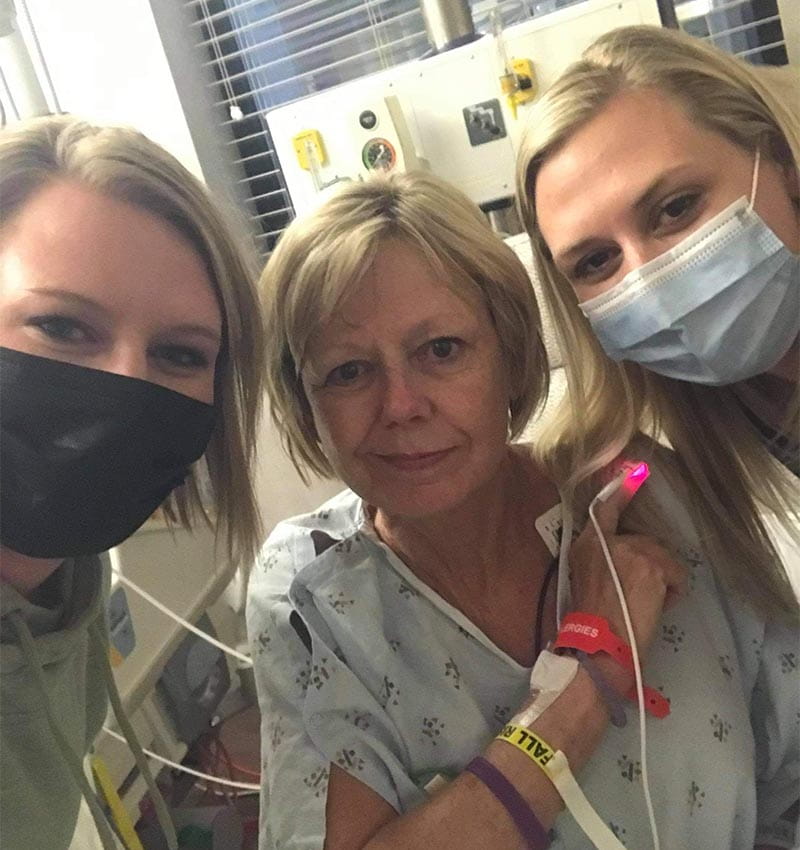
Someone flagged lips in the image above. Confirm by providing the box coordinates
[375,448,455,471]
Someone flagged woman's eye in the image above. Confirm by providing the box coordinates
[655,193,700,229]
[325,360,370,387]
[152,345,210,370]
[574,246,620,280]
[28,315,93,344]
[424,337,463,362]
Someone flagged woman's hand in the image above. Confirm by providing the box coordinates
[568,476,688,664]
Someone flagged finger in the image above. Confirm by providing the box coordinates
[591,462,650,537]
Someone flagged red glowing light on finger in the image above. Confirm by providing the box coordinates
[623,461,650,495]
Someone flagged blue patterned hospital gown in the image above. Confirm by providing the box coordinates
[246,465,799,850]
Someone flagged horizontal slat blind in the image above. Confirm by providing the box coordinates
[676,0,789,64]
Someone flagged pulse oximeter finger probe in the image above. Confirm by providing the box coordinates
[593,461,650,504]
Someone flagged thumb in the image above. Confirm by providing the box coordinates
[591,462,650,536]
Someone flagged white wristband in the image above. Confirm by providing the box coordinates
[512,649,579,728]
[546,750,627,850]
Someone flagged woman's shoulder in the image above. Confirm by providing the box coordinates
[269,488,363,541]
[247,488,370,605]
[259,487,360,556]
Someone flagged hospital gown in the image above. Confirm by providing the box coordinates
[247,467,799,850]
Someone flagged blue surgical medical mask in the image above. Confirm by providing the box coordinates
[579,150,800,385]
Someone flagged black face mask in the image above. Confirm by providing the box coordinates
[0,347,216,558]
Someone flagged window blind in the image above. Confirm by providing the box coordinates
[675,0,789,64]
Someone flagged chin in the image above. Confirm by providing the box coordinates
[362,477,478,520]
[339,445,507,519]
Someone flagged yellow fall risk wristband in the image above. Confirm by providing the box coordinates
[496,724,626,850]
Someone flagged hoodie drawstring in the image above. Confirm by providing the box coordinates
[91,622,178,850]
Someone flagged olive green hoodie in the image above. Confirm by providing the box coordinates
[1,553,180,850]
[0,556,110,849]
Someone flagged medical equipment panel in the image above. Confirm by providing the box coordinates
[267,0,662,219]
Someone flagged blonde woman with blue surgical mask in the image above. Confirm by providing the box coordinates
[517,26,799,633]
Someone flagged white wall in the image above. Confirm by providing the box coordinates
[19,0,341,536]
[23,0,202,177]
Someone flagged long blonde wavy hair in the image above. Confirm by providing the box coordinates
[0,116,266,567]
[517,25,799,621]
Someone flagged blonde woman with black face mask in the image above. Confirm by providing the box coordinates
[0,116,265,850]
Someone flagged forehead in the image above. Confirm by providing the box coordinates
[535,88,733,239]
[0,180,220,326]
[311,240,486,343]
[351,240,480,317]
[544,87,710,180]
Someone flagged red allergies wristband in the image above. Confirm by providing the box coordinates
[554,612,634,668]
[554,612,670,718]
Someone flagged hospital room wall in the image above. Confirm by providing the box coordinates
[21,0,342,541]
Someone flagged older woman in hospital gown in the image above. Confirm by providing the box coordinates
[248,169,799,850]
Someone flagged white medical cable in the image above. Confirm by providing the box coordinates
[101,726,260,791]
[588,478,660,850]
[111,569,253,667]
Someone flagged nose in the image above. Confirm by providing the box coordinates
[619,237,654,278]
[102,344,150,383]
[379,366,433,426]
[622,233,683,279]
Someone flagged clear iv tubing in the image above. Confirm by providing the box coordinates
[588,485,660,850]
[306,138,323,192]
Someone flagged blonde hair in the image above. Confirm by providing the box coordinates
[262,170,549,480]
[517,25,799,621]
[0,115,266,567]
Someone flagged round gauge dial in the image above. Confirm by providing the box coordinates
[362,137,397,171]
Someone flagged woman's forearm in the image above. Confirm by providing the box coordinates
[362,662,626,850]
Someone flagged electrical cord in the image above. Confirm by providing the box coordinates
[588,467,660,850]
[105,570,261,801]
[101,726,260,792]
[111,568,252,667]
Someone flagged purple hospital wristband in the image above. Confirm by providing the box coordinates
[465,757,551,849]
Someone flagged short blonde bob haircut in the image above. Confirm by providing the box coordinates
[517,25,799,621]
[262,170,549,481]
[0,116,266,568]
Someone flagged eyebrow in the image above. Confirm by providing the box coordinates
[25,287,222,344]
[305,314,475,368]
[402,316,471,347]
[553,164,698,268]
[26,287,104,312]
